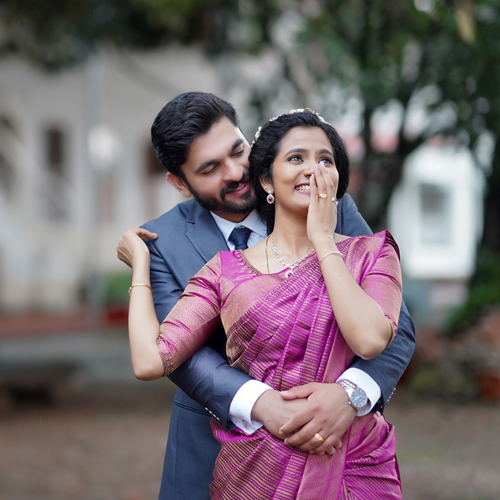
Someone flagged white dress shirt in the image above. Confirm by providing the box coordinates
[210,210,381,434]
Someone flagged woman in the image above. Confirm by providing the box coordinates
[120,110,403,499]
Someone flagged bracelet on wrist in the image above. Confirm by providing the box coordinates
[128,283,153,295]
[319,249,342,263]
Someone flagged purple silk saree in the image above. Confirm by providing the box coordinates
[157,231,403,499]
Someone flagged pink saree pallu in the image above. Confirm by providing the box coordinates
[157,232,403,499]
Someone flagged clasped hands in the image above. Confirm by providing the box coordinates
[251,382,356,455]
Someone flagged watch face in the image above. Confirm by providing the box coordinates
[351,387,367,408]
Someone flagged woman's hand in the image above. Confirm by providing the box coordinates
[116,228,158,268]
[306,163,338,251]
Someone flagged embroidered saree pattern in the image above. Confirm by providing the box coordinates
[156,231,403,499]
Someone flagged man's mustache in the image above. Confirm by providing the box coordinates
[220,173,251,198]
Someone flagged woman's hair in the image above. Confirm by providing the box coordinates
[249,110,350,231]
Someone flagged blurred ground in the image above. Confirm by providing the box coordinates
[1,330,499,500]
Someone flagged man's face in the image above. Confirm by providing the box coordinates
[169,117,257,222]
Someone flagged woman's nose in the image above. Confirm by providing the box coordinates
[303,161,316,176]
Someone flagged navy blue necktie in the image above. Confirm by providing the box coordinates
[229,226,252,250]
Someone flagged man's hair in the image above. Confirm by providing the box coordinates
[249,111,350,232]
[151,92,239,177]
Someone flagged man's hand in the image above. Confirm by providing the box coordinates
[279,383,356,455]
[251,390,308,439]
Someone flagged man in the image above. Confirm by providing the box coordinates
[136,92,414,500]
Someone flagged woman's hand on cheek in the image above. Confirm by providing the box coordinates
[306,164,337,250]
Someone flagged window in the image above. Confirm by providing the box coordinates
[420,183,451,245]
[44,126,68,220]
[45,127,65,177]
[0,116,16,196]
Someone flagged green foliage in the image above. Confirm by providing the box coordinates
[104,270,132,306]
[446,246,500,334]
[0,0,235,69]
[408,364,477,399]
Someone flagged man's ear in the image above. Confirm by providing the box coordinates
[167,172,192,198]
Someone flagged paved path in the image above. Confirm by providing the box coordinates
[1,384,499,500]
[1,330,499,499]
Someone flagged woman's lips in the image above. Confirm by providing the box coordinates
[295,185,310,194]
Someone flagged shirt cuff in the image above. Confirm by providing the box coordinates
[337,367,381,417]
[228,380,273,434]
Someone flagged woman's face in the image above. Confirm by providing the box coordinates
[261,126,339,216]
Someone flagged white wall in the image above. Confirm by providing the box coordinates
[0,47,219,311]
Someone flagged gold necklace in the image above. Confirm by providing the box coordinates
[265,235,271,274]
[270,235,315,278]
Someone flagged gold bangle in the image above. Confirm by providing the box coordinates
[128,283,153,295]
[319,249,342,263]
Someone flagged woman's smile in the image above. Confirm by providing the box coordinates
[295,183,311,194]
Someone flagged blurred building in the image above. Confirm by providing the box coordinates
[0,47,486,325]
[388,139,485,326]
[0,47,218,312]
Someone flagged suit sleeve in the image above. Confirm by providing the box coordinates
[339,195,416,412]
[145,234,252,429]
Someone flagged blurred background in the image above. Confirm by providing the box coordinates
[1,0,500,499]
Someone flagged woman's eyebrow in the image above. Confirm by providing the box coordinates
[317,148,334,156]
[285,148,307,155]
[284,148,334,156]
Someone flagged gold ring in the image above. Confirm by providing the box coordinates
[318,193,328,199]
[314,433,325,443]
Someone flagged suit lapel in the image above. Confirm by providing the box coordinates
[186,202,229,263]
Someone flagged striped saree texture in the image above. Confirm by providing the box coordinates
[157,231,403,499]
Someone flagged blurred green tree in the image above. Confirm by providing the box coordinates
[1,0,499,251]
[0,0,235,69]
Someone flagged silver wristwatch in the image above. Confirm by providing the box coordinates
[337,379,367,411]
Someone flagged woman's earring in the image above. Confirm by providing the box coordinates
[266,192,275,204]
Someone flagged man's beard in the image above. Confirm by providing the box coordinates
[187,173,257,214]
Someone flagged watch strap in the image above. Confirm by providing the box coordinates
[337,379,366,410]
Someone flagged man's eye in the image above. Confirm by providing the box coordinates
[203,165,217,174]
[232,148,244,157]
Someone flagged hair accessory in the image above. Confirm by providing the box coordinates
[252,108,330,145]
[128,283,153,295]
[266,193,275,204]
